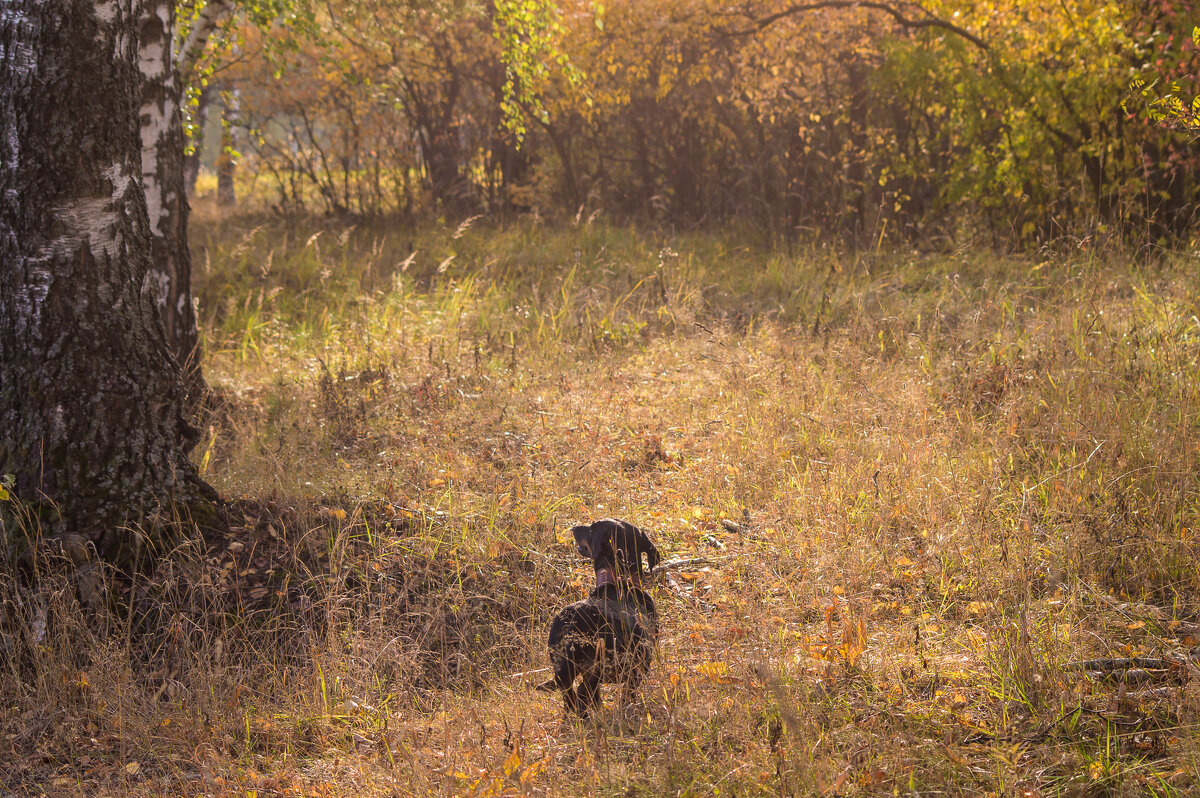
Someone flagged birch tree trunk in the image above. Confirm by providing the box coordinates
[0,0,209,563]
[139,0,200,381]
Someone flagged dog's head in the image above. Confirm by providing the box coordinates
[571,518,660,586]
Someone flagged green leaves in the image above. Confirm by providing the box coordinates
[492,0,585,141]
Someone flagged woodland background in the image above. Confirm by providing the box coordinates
[3,1,1200,796]
[197,0,1200,245]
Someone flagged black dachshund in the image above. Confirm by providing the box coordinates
[538,519,661,716]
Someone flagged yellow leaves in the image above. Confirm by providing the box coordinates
[467,748,547,796]
[840,612,868,667]
[696,661,738,684]
[655,62,679,101]
[519,758,546,785]
[808,598,869,666]
[891,554,921,582]
[965,601,991,616]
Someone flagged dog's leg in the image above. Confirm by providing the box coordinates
[578,670,602,715]
[563,685,584,716]
[618,639,653,706]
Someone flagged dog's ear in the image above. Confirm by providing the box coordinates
[571,524,595,559]
[640,530,661,572]
[609,516,657,573]
[627,520,661,572]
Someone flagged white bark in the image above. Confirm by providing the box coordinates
[136,0,200,371]
[47,162,136,261]
[0,8,36,78]
[139,0,172,237]
[178,0,230,87]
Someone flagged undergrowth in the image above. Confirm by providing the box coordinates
[2,212,1199,796]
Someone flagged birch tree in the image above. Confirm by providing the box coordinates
[138,0,229,382]
[1,0,211,563]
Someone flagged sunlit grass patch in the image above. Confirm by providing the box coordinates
[3,219,1199,795]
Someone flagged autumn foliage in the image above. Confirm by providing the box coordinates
[212,0,1200,244]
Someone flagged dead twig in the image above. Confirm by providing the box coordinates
[1067,657,1178,672]
[652,556,726,573]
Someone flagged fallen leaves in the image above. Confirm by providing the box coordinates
[696,661,739,684]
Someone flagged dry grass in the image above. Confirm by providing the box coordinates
[3,213,1200,796]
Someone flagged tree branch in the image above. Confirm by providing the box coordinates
[726,1,989,53]
[179,0,233,87]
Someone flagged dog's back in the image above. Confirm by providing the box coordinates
[539,519,661,715]
[546,584,656,682]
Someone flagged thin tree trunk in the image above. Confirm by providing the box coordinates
[139,0,200,384]
[178,0,229,88]
[0,0,208,563]
[217,83,239,206]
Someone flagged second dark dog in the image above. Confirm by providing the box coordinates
[537,518,661,716]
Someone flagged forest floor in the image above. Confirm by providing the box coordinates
[3,210,1200,796]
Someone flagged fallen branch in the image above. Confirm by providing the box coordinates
[1067,657,1177,672]
[652,556,722,573]
[1126,686,1181,701]
[1066,652,1200,684]
[1095,668,1171,685]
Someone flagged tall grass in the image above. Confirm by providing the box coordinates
[3,215,1199,795]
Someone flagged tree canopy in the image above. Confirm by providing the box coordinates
[196,0,1199,244]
